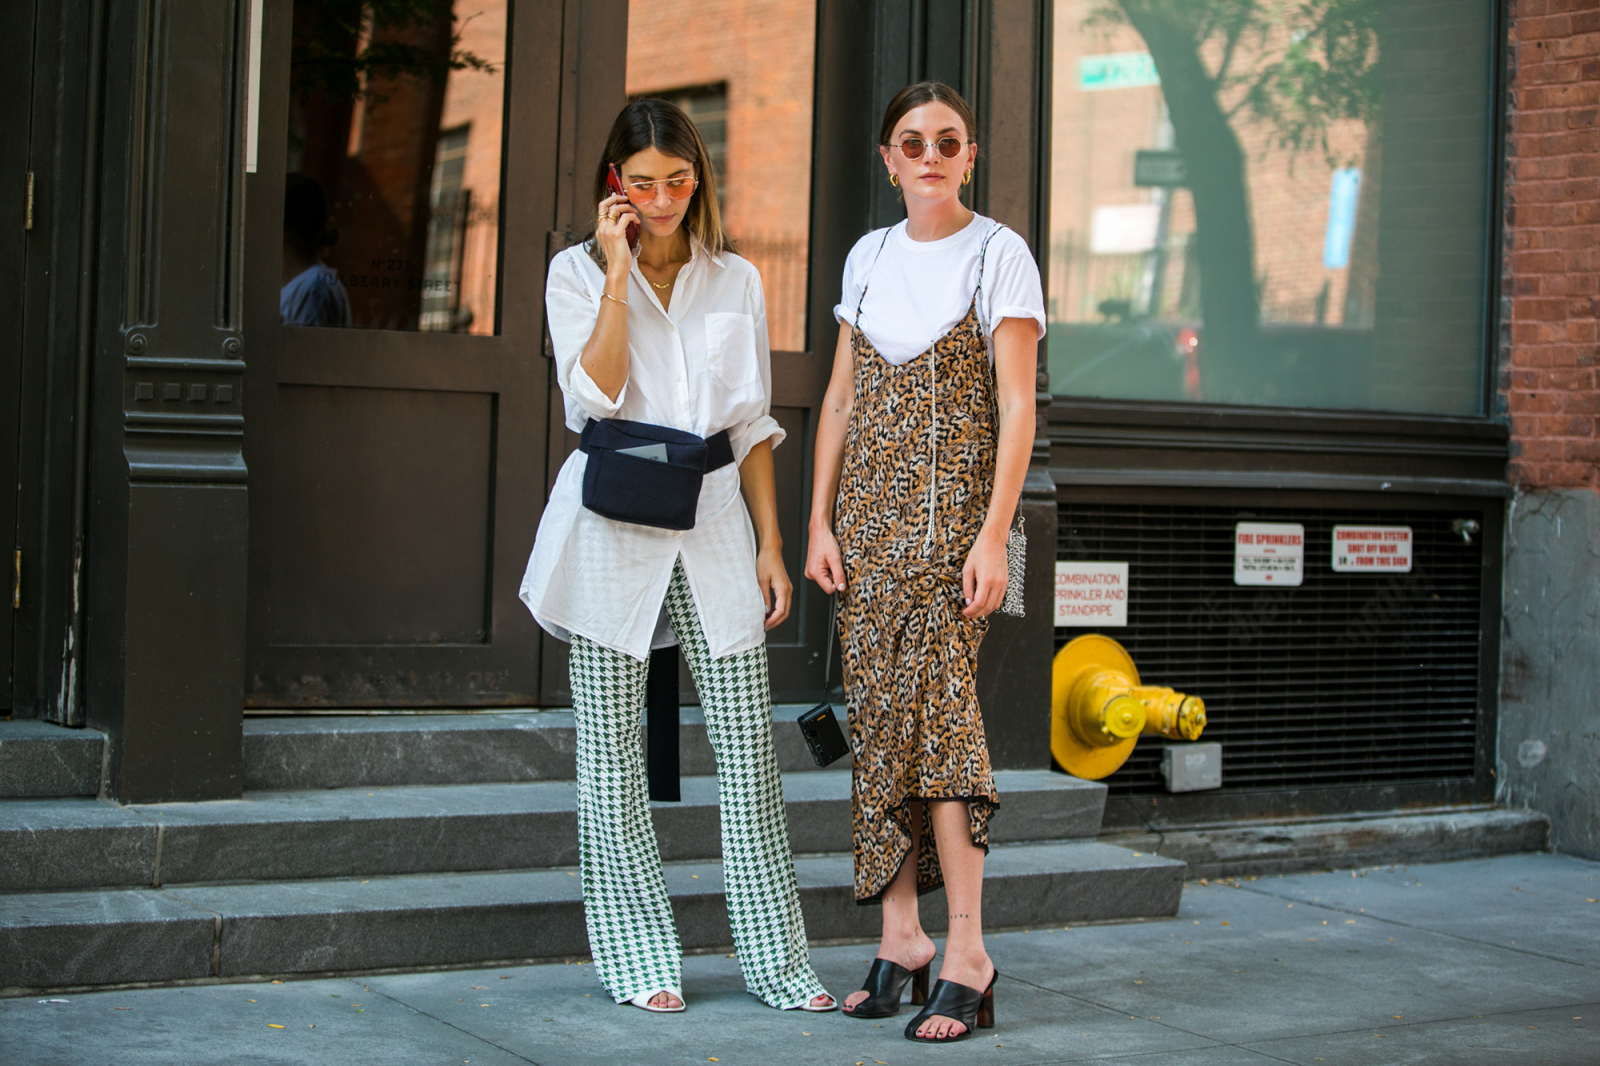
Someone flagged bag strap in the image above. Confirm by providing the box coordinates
[820,594,837,703]
[974,223,1005,334]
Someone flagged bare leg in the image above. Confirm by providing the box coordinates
[912,799,994,1040]
[843,801,937,1013]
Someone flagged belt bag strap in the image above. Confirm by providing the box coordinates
[579,418,735,471]
[578,418,735,530]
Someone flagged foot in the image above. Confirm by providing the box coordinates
[912,951,993,1040]
[808,993,835,1010]
[646,990,682,1010]
[842,932,936,1015]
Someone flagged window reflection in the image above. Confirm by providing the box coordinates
[627,1,814,352]
[286,0,505,333]
[1048,0,1491,415]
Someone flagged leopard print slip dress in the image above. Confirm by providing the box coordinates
[835,224,1004,904]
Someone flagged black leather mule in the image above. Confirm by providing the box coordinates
[841,957,931,1019]
[903,969,997,1042]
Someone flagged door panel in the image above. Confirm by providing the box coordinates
[0,2,32,708]
[269,384,495,646]
[244,0,564,707]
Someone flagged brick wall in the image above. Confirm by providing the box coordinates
[1503,0,1600,491]
[627,1,815,350]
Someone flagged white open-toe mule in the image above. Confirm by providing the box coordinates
[628,987,686,1013]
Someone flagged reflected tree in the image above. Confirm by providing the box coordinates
[1091,0,1380,397]
[291,0,494,106]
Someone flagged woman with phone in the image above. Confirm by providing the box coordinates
[519,99,833,1016]
[804,82,1044,1043]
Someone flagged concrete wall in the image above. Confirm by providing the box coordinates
[1498,489,1600,858]
[1496,2,1599,858]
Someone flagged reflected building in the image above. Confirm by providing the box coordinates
[626,0,816,353]
[1046,0,1486,416]
[287,0,505,334]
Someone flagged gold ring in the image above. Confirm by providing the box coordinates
[606,212,617,221]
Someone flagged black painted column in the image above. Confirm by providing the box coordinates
[85,0,249,801]
[974,0,1057,771]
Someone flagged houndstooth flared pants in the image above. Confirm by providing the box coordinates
[567,561,827,1009]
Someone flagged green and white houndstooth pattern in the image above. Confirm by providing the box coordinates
[569,560,828,1010]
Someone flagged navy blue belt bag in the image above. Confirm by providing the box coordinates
[578,418,735,531]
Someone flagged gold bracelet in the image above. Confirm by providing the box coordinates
[601,292,628,307]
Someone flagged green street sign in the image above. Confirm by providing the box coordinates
[1078,52,1160,92]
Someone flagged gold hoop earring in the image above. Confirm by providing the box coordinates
[962,169,972,186]
[889,173,899,187]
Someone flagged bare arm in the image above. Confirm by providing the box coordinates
[962,316,1037,618]
[803,321,857,594]
[577,193,640,401]
[738,438,792,629]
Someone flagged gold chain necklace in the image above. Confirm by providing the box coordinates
[643,258,685,291]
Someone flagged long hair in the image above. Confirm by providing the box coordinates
[587,98,731,271]
[877,81,979,146]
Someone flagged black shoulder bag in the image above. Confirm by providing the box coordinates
[796,596,850,767]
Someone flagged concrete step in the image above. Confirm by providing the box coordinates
[242,707,843,791]
[0,840,1185,991]
[1100,806,1551,880]
[0,770,1106,892]
[0,720,104,799]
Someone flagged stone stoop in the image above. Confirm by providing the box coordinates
[0,720,104,798]
[0,711,1185,993]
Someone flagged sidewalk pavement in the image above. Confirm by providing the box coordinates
[4,852,1597,1066]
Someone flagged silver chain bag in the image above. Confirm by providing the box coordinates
[998,515,1025,618]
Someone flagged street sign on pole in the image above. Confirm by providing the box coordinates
[1078,52,1160,92]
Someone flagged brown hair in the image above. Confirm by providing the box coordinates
[878,81,979,146]
[587,98,731,270]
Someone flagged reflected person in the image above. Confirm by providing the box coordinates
[280,172,351,328]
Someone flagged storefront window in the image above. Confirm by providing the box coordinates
[627,1,815,352]
[285,0,505,333]
[1048,1,1494,415]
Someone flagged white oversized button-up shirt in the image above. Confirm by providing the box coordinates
[519,240,785,661]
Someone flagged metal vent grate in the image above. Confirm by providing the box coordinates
[1055,503,1485,795]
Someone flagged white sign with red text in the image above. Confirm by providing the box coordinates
[1234,522,1305,586]
[1331,525,1413,572]
[1055,562,1129,627]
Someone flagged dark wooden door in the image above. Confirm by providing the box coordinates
[243,0,567,707]
[0,4,32,710]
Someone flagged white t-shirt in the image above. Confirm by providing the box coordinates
[832,213,1046,364]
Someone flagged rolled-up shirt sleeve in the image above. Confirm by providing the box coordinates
[547,251,627,420]
[727,271,787,464]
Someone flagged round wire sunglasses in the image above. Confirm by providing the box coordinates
[891,136,968,160]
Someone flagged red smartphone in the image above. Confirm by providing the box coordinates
[606,164,640,246]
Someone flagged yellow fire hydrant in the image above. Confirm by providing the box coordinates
[1050,634,1206,780]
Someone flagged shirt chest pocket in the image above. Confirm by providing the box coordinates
[702,312,764,402]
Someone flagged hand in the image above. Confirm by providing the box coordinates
[961,529,1008,619]
[595,193,639,275]
[756,545,792,630]
[804,525,847,595]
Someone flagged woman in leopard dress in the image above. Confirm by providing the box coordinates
[804,83,1044,1043]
